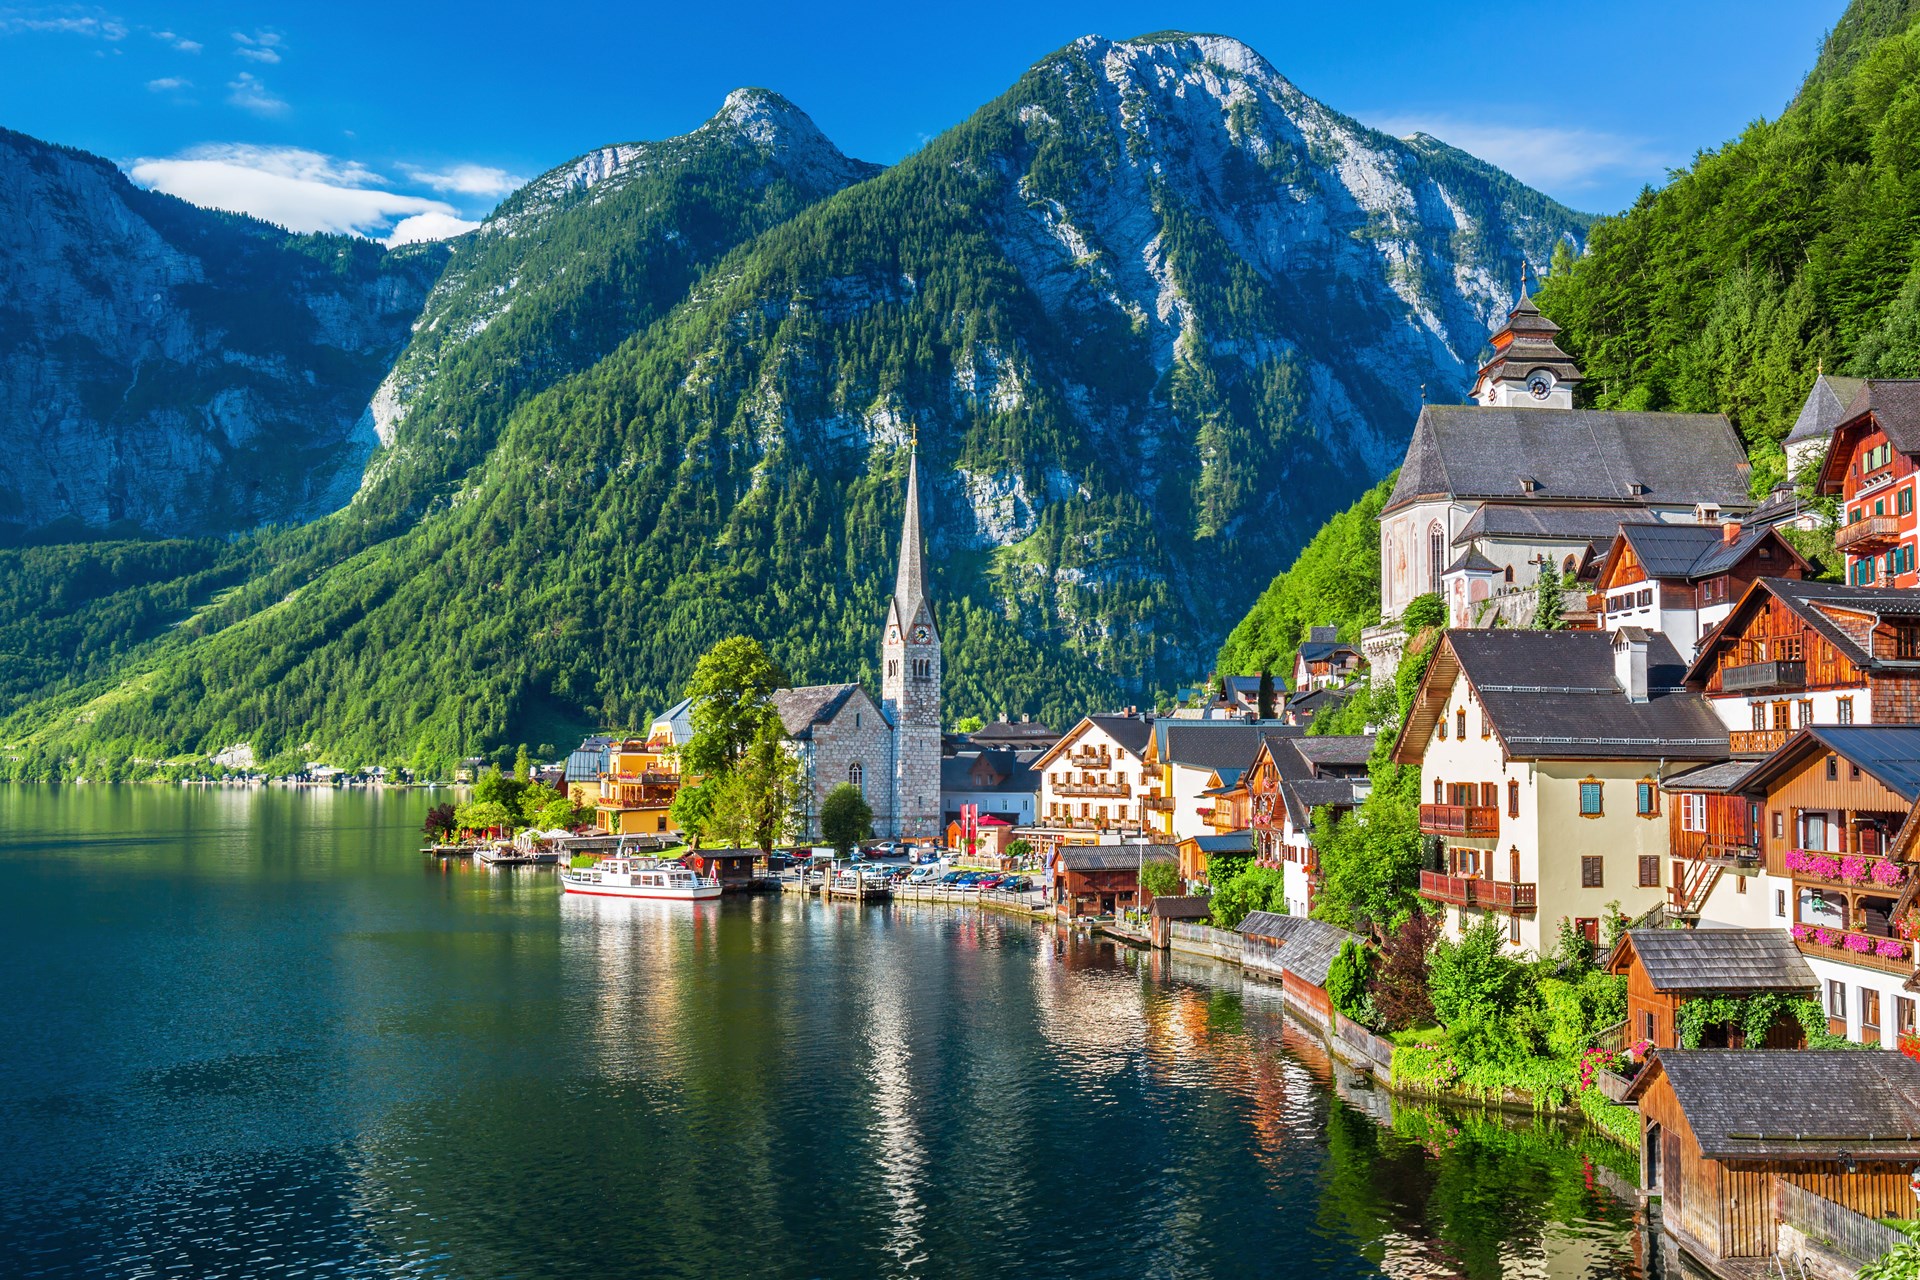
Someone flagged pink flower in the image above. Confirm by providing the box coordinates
[1876,938,1907,960]
[1812,854,1843,880]
[1870,860,1906,888]
[1814,928,1840,948]
[1790,923,1811,942]
[1841,855,1870,883]
[1786,849,1812,873]
[1844,932,1874,954]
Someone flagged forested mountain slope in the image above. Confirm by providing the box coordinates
[0,35,1587,776]
[0,129,446,541]
[1534,0,1920,486]
[1219,0,1920,682]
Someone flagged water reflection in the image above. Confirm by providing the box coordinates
[0,787,1649,1279]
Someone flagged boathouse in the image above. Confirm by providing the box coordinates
[1147,895,1213,948]
[1624,1049,1920,1266]
[1051,845,1176,918]
[1605,928,1818,1050]
[684,848,761,890]
[1236,911,1358,1021]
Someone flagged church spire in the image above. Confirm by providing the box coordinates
[891,431,933,634]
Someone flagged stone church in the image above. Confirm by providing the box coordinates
[772,443,943,841]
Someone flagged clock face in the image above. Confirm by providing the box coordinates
[913,624,930,643]
[1527,371,1554,400]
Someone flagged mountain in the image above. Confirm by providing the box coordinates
[0,128,446,542]
[1217,0,1920,685]
[0,36,1589,777]
[1534,0,1920,488]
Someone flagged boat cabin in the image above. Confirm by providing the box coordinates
[684,848,760,889]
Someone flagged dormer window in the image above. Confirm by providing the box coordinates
[1628,482,1648,496]
[1520,477,1541,493]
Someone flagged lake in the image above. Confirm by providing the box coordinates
[0,785,1653,1279]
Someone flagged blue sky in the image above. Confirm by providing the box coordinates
[0,0,1850,243]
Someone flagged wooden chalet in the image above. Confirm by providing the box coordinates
[1683,577,1920,754]
[1815,380,1920,589]
[1594,520,1807,661]
[1050,844,1176,918]
[1626,1050,1920,1266]
[1606,929,1817,1050]
[1738,727,1920,1004]
[1660,759,1764,918]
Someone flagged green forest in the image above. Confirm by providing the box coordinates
[0,37,1576,779]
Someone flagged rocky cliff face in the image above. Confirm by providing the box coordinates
[0,129,444,541]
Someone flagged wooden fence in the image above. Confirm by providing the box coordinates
[1772,1177,1913,1267]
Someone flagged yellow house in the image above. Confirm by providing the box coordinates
[1394,628,1731,953]
[593,738,685,836]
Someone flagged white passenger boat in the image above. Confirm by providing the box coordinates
[558,855,721,901]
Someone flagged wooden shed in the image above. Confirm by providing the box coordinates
[1606,928,1818,1049]
[1148,895,1213,948]
[1625,1049,1920,1265]
[1235,911,1357,1022]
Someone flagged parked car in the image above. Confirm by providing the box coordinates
[975,875,1005,890]
[939,871,968,885]
[1000,876,1031,893]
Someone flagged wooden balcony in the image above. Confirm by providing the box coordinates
[1142,795,1175,812]
[1067,749,1110,767]
[1794,934,1915,977]
[1835,513,1901,554]
[1055,782,1131,798]
[1721,660,1807,694]
[1729,728,1792,754]
[1418,803,1499,837]
[1418,870,1537,912]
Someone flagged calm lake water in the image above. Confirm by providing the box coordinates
[0,786,1653,1279]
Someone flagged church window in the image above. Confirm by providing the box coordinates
[1563,555,1577,577]
[854,712,861,729]
[1429,525,1444,586]
[849,763,863,793]
[888,660,898,678]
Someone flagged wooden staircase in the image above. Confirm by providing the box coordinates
[1670,859,1724,919]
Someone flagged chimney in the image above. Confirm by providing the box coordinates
[1721,519,1742,545]
[1613,628,1649,703]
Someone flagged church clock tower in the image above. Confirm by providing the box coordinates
[1469,282,1583,409]
[881,434,942,839]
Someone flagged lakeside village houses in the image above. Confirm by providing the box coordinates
[538,288,1920,1273]
[565,292,1919,1067]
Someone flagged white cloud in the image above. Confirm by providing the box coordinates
[145,75,189,91]
[230,28,281,62]
[384,211,480,246]
[0,7,127,39]
[397,161,525,198]
[149,27,199,52]
[1367,113,1667,193]
[226,70,287,116]
[128,144,462,239]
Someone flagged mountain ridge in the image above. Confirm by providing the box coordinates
[0,34,1590,776]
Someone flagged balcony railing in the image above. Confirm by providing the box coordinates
[1680,842,1761,868]
[1142,795,1175,812]
[1055,782,1131,798]
[1729,728,1792,754]
[1722,660,1807,694]
[1419,870,1538,912]
[1794,932,1914,977]
[1418,803,1500,837]
[1835,513,1901,553]
[1048,815,1139,832]
[1784,849,1910,890]
[1067,749,1111,767]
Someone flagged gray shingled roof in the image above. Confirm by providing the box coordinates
[1443,546,1500,575]
[1234,912,1358,987]
[1149,895,1213,920]
[1388,406,1751,514]
[1161,722,1288,772]
[1659,759,1758,793]
[940,747,1042,794]
[1448,630,1729,761]
[1291,736,1375,771]
[1785,374,1869,445]
[1087,714,1154,756]
[1453,503,1653,547]
[1838,379,1920,454]
[1616,928,1817,994]
[1057,845,1177,871]
[1615,521,1799,582]
[1625,1050,1920,1160]
[1278,777,1364,829]
[772,684,867,740]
